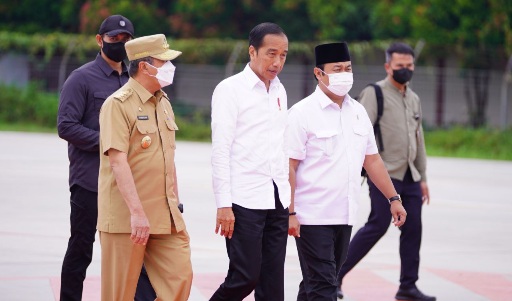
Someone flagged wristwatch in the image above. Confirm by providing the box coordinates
[388,195,402,204]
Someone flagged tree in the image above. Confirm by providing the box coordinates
[411,0,511,128]
[77,0,170,36]
[300,0,373,41]
[0,0,64,33]
[169,0,276,39]
[408,0,460,127]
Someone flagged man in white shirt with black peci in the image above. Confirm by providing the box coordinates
[287,42,407,300]
[209,22,291,301]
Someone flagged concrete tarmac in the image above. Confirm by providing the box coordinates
[0,131,511,301]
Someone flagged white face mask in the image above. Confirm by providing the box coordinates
[319,70,353,96]
[147,61,176,88]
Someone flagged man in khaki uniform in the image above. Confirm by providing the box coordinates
[98,34,192,301]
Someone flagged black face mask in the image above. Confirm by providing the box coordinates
[392,68,414,84]
[102,41,127,62]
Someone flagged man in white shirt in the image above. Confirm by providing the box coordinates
[210,22,291,301]
[287,42,407,300]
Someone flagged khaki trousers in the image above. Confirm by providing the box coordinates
[99,229,192,301]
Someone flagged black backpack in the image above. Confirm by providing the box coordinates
[360,83,384,178]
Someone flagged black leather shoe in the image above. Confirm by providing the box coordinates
[336,287,344,299]
[395,287,436,301]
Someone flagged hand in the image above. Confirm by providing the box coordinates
[390,202,407,227]
[130,212,150,245]
[288,215,300,237]
[420,181,430,205]
[215,207,235,239]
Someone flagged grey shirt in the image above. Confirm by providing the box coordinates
[57,54,129,192]
[359,77,427,182]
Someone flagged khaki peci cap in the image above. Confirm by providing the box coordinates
[125,34,182,61]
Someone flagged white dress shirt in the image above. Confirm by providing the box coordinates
[288,86,378,225]
[211,64,291,210]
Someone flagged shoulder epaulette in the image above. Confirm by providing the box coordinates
[113,88,133,102]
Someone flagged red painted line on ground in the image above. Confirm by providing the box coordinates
[193,272,255,300]
[0,231,65,239]
[24,268,512,301]
[429,268,512,301]
[342,268,398,301]
[50,276,100,301]
[0,276,52,280]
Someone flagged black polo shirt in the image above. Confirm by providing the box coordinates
[57,53,129,192]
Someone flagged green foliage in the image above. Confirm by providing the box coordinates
[1,0,511,57]
[371,0,415,40]
[424,127,512,160]
[302,0,373,41]
[174,114,211,142]
[0,31,387,65]
[2,0,511,59]
[0,82,58,128]
[0,31,96,62]
[172,101,211,141]
[170,0,314,40]
[0,82,211,141]
[78,0,170,36]
[0,0,64,33]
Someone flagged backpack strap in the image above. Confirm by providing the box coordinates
[368,83,384,152]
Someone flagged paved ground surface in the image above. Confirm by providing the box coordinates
[0,131,511,301]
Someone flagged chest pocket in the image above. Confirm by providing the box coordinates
[353,125,369,136]
[165,118,179,131]
[163,118,178,149]
[135,122,158,153]
[315,130,338,156]
[353,125,369,153]
[94,91,112,112]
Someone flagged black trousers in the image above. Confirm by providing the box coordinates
[60,185,156,301]
[210,183,289,301]
[296,225,352,301]
[337,169,423,289]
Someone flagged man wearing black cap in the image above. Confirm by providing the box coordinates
[57,15,155,301]
[287,42,407,300]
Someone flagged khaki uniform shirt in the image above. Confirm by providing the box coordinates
[359,77,427,182]
[98,78,185,234]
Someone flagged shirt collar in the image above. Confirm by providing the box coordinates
[95,53,128,77]
[384,76,409,95]
[127,78,155,104]
[313,85,354,109]
[242,63,281,89]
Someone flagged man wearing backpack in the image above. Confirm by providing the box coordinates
[337,42,435,301]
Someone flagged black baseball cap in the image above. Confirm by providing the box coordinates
[98,15,134,37]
